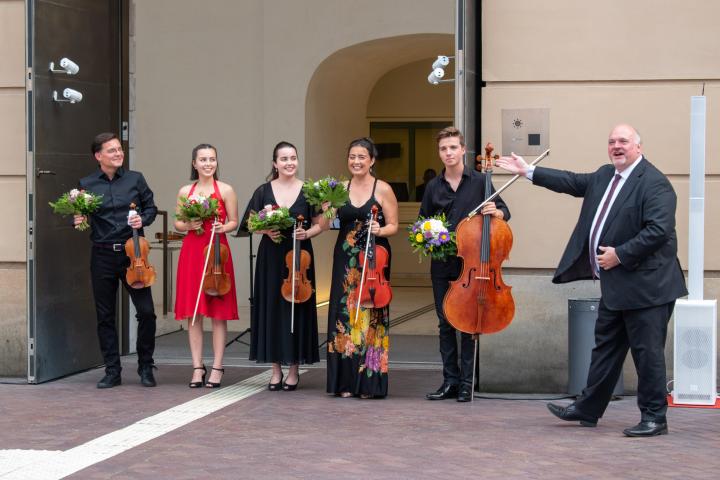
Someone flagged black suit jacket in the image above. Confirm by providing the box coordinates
[533,157,687,310]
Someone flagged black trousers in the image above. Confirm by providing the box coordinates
[575,298,674,423]
[90,246,156,373]
[431,275,475,387]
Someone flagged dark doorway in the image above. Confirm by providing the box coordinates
[29,0,124,382]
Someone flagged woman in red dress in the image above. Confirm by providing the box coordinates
[174,144,239,388]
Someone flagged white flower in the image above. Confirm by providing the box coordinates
[84,193,93,201]
[189,194,205,203]
[314,181,320,189]
[263,204,273,211]
[69,189,80,199]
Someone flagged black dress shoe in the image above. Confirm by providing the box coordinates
[426,383,459,400]
[97,372,121,389]
[547,402,597,427]
[138,364,157,387]
[457,385,473,402]
[623,421,668,437]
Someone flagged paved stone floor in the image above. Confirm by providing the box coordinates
[0,362,718,479]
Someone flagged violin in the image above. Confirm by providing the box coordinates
[281,215,313,304]
[125,203,156,289]
[357,204,392,309]
[442,143,514,334]
[202,218,232,297]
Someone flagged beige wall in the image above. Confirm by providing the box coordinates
[133,0,455,305]
[0,0,26,376]
[0,0,27,262]
[482,0,720,271]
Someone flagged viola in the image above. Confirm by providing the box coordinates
[358,204,392,309]
[442,143,514,334]
[281,214,313,304]
[125,203,156,289]
[202,219,232,297]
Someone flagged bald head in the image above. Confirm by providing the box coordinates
[607,124,643,173]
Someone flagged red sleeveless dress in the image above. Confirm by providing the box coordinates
[174,180,239,321]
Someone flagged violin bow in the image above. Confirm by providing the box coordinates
[290,217,298,334]
[467,148,550,218]
[354,207,376,325]
[191,216,217,326]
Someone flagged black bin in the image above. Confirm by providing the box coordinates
[568,298,624,396]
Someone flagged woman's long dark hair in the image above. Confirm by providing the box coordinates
[190,143,218,180]
[267,141,298,181]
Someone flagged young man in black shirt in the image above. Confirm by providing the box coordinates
[74,132,158,388]
[419,127,510,402]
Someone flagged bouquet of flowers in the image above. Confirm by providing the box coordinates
[302,176,349,218]
[247,204,295,243]
[176,193,220,235]
[408,214,456,262]
[49,188,103,231]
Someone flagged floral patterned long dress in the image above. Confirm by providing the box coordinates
[326,179,390,397]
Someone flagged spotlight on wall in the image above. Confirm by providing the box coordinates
[49,57,80,75]
[52,88,83,104]
[427,55,455,85]
[432,55,450,70]
[427,68,445,85]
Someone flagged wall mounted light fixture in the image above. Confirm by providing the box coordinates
[49,57,80,75]
[52,88,83,103]
[427,55,455,85]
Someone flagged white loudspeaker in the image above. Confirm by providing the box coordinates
[673,299,717,405]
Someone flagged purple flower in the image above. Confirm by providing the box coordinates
[424,231,433,239]
[258,210,266,220]
[365,346,381,371]
[329,179,338,188]
[202,200,209,209]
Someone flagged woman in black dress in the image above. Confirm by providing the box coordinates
[327,137,399,398]
[244,141,328,390]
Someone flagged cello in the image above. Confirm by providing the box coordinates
[442,143,514,335]
[441,144,550,399]
[357,204,392,309]
[281,215,313,333]
[124,203,156,289]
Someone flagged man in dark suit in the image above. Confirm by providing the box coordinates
[496,124,687,436]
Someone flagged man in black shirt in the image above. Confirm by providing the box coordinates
[74,132,158,388]
[419,127,510,402]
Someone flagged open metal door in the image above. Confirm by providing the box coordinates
[28,0,122,383]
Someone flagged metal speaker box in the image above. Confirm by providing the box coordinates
[673,299,717,405]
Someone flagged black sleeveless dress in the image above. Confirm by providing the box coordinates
[326,178,391,397]
[244,183,320,365]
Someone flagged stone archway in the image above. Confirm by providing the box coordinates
[304,33,454,298]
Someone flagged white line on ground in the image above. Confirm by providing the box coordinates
[0,369,282,480]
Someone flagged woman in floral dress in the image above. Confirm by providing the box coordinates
[327,137,398,398]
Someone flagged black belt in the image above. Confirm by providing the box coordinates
[93,242,125,252]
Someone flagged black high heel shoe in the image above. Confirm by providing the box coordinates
[188,365,206,389]
[205,367,224,388]
[282,375,299,391]
[268,372,283,391]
